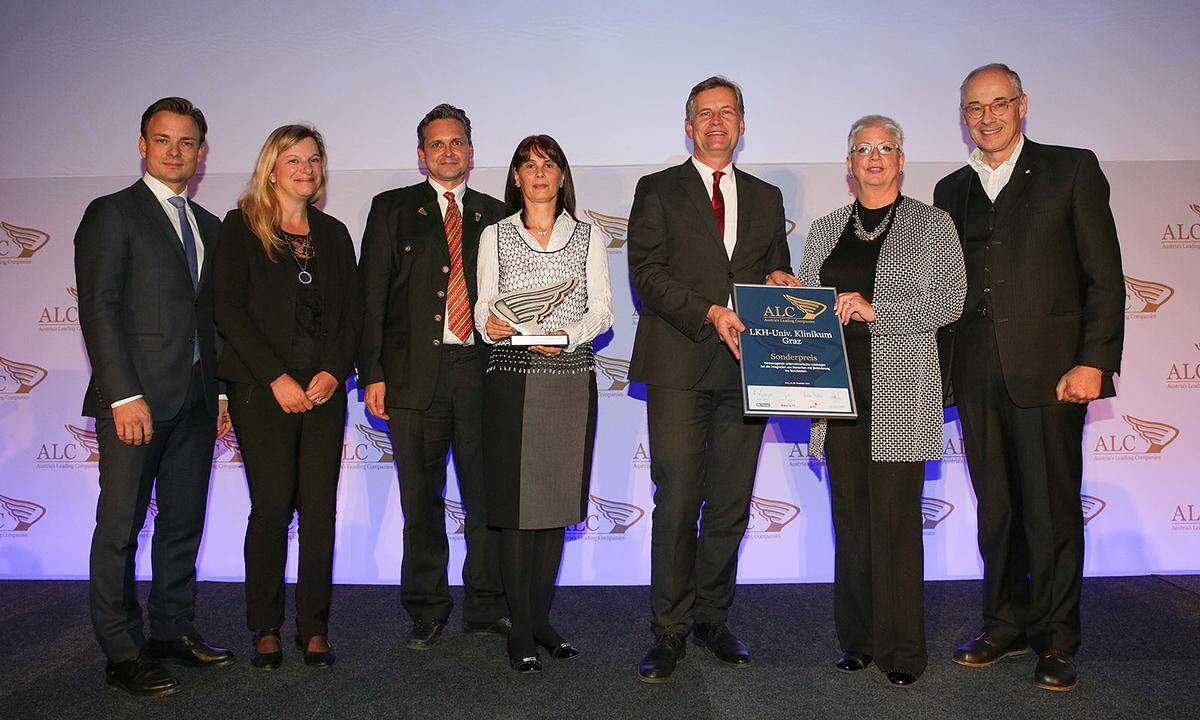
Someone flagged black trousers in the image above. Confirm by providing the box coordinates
[387,344,505,625]
[646,350,767,636]
[825,379,926,675]
[89,362,215,662]
[953,312,1088,655]
[228,372,345,638]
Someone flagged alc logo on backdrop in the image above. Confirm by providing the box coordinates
[595,355,631,395]
[0,220,50,262]
[1092,415,1181,461]
[342,424,393,466]
[1165,343,1200,390]
[213,433,242,464]
[746,496,801,537]
[36,423,99,467]
[1123,275,1174,317]
[1171,503,1200,532]
[37,287,80,332]
[1082,495,1107,526]
[1160,204,1200,249]
[0,355,48,398]
[0,493,47,535]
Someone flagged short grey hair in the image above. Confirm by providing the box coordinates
[416,103,472,147]
[959,63,1024,104]
[685,76,745,120]
[847,115,904,154]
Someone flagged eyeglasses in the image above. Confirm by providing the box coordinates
[962,95,1021,120]
[849,142,901,157]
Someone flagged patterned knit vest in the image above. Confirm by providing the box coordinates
[487,219,594,375]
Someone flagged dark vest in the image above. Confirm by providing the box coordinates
[961,174,995,317]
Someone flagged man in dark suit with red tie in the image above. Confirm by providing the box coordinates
[934,64,1124,691]
[358,104,508,650]
[76,97,234,697]
[627,77,799,683]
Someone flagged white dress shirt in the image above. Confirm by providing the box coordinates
[112,173,206,409]
[691,155,737,259]
[474,210,613,352]
[967,134,1026,202]
[429,177,473,346]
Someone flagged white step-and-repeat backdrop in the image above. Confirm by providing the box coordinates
[1,160,1197,583]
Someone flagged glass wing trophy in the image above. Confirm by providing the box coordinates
[489,277,577,347]
[732,284,857,418]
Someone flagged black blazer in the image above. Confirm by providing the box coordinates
[214,206,362,386]
[934,138,1125,407]
[627,161,791,389]
[357,182,505,411]
[75,179,221,419]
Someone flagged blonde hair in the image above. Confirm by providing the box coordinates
[237,124,327,260]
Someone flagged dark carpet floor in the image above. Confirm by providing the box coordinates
[1,577,1197,719]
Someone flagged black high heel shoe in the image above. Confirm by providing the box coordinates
[510,654,542,673]
[537,638,581,660]
[251,629,282,670]
[295,634,336,668]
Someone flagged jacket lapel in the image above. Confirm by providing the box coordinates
[676,161,726,255]
[132,180,193,287]
[460,188,484,301]
[194,201,218,291]
[418,182,451,264]
[730,167,753,267]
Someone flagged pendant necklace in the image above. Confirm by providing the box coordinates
[289,234,313,285]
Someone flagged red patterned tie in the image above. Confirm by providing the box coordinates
[443,192,472,342]
[711,170,725,237]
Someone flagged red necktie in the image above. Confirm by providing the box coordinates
[443,192,472,342]
[711,170,725,237]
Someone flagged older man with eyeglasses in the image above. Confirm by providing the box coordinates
[934,63,1125,692]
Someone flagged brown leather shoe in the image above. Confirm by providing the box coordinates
[952,632,1029,668]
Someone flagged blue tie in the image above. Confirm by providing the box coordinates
[167,195,199,290]
[167,196,201,363]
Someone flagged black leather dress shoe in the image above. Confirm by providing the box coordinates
[407,619,446,650]
[638,633,686,683]
[463,617,513,636]
[510,655,542,673]
[105,654,180,697]
[1034,650,1077,691]
[251,630,282,670]
[538,640,581,660]
[295,635,336,668]
[836,652,873,672]
[692,622,751,666]
[147,632,235,667]
[886,671,919,687]
[952,632,1029,668]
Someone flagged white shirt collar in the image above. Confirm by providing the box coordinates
[143,172,188,204]
[429,176,467,205]
[968,134,1025,175]
[691,156,734,182]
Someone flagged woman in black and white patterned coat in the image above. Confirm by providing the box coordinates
[474,135,612,673]
[798,115,966,687]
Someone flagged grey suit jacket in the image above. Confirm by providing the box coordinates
[799,197,965,462]
[627,160,791,389]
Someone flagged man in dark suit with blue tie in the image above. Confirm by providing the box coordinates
[75,97,234,697]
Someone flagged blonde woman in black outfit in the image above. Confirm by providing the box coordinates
[214,125,361,669]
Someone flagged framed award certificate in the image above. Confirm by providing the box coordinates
[732,284,858,418]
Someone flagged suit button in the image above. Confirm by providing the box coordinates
[187,336,195,343]
[983,287,991,293]
[727,272,734,279]
[404,245,412,252]
[432,339,441,346]
[437,290,445,298]
[434,314,442,322]
[442,265,450,274]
